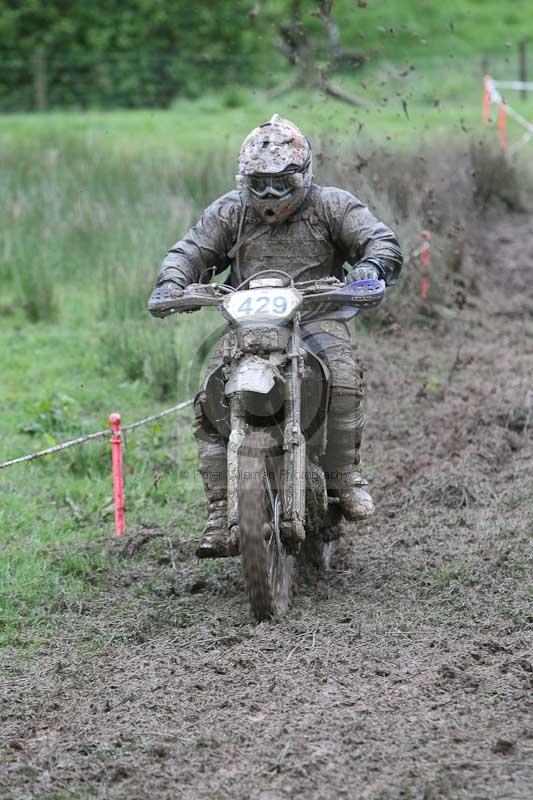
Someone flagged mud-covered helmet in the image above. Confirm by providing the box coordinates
[237,114,313,224]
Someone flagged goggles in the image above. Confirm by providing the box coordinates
[237,171,305,199]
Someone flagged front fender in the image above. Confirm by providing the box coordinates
[225,356,280,396]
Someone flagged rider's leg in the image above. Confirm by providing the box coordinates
[323,381,375,520]
[191,334,235,558]
[302,322,375,521]
[193,391,237,558]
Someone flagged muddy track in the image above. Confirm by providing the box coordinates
[1,213,533,800]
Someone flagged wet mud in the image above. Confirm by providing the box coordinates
[1,214,532,800]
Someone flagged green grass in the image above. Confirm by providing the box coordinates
[0,307,206,646]
[0,147,227,644]
[329,0,533,61]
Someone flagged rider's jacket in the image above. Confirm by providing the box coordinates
[157,184,403,319]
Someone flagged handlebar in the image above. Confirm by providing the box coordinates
[309,278,385,308]
[150,276,385,316]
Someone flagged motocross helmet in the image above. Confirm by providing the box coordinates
[237,114,313,224]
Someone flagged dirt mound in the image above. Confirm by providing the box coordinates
[1,214,533,799]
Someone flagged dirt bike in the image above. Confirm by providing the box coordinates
[155,271,384,621]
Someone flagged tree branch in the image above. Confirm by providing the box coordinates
[319,75,369,108]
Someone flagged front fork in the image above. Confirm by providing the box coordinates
[224,317,306,549]
[282,317,306,546]
[227,392,245,533]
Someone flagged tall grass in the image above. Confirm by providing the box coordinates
[0,136,234,396]
[1,134,528,397]
[0,137,234,290]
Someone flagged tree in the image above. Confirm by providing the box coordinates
[273,0,368,106]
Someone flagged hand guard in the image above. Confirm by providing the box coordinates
[147,281,185,317]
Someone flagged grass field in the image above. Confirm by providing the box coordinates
[329,0,533,61]
[0,309,205,643]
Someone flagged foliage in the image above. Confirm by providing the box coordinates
[1,0,533,110]
[0,0,272,110]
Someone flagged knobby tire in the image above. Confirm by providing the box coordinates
[239,430,293,621]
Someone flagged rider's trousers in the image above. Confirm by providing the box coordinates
[192,320,365,503]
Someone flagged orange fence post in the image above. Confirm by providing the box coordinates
[420,230,431,301]
[109,413,126,537]
[498,102,508,152]
[482,75,492,124]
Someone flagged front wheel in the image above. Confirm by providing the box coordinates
[239,430,294,621]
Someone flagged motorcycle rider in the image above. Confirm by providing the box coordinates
[148,115,403,558]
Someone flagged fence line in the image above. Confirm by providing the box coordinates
[0,399,193,471]
[0,49,263,112]
[483,75,533,153]
[0,49,526,113]
[491,80,533,92]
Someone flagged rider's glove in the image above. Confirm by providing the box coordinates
[350,263,380,282]
[147,280,184,318]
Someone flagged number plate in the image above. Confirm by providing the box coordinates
[223,288,302,324]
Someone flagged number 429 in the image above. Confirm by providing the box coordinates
[237,295,288,315]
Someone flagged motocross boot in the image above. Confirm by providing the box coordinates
[194,408,237,558]
[336,471,375,521]
[302,328,374,523]
[196,489,238,559]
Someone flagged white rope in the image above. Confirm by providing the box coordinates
[0,399,193,470]
[485,77,533,147]
[492,80,533,91]
[121,399,193,432]
[504,104,533,134]
[509,129,533,155]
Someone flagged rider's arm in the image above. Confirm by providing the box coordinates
[156,192,241,287]
[322,188,403,286]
